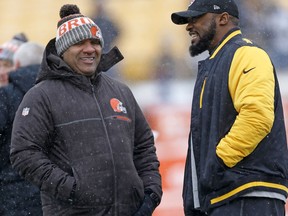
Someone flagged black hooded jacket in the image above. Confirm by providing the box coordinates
[10,39,162,216]
[0,64,42,215]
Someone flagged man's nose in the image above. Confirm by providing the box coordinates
[186,22,193,32]
[83,42,96,53]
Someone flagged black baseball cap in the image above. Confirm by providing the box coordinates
[171,0,239,25]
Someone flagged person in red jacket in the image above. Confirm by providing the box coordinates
[10,4,162,216]
[171,0,288,215]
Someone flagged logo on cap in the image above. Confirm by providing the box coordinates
[56,17,95,39]
[90,26,98,37]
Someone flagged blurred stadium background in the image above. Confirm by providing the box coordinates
[1,0,288,215]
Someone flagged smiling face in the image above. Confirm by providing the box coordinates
[186,13,217,57]
[62,38,102,76]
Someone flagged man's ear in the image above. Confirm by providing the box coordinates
[14,60,21,70]
[218,12,229,26]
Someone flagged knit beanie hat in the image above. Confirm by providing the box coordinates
[0,33,28,63]
[55,4,104,56]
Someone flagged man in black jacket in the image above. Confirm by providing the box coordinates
[10,4,162,216]
[171,0,288,216]
[0,42,44,215]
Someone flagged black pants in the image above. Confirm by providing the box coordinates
[208,197,285,216]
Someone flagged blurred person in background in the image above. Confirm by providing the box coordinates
[152,47,176,103]
[0,41,44,215]
[91,0,120,53]
[171,0,288,215]
[0,33,28,86]
[90,0,121,78]
[10,4,162,216]
[238,0,288,70]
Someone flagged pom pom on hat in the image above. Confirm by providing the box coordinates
[0,33,28,63]
[59,4,80,20]
[55,4,104,56]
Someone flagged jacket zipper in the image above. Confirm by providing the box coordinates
[91,83,118,216]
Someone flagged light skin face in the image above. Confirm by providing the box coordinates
[62,38,102,76]
[186,12,233,57]
[0,60,14,86]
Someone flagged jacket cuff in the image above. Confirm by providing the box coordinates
[145,189,160,206]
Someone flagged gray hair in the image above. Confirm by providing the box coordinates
[13,42,44,68]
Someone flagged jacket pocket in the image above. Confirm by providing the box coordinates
[71,156,114,207]
[132,186,143,209]
[200,152,227,192]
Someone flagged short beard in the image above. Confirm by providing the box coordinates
[189,19,216,57]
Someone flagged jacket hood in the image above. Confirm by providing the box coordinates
[36,38,124,85]
[8,64,40,93]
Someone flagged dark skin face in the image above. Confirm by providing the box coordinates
[63,38,102,76]
[185,12,235,57]
[187,14,217,57]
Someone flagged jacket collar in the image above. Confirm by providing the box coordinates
[209,27,241,59]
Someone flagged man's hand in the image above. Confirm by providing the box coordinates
[133,193,157,216]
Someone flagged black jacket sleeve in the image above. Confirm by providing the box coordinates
[10,86,75,201]
[132,93,162,203]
